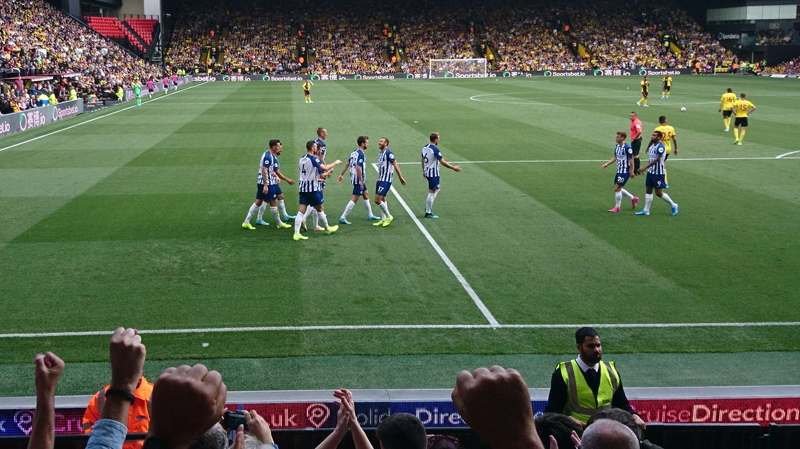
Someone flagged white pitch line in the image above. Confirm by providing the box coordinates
[371,163,499,328]
[395,156,800,165]
[0,82,208,154]
[2,321,799,338]
[776,150,800,159]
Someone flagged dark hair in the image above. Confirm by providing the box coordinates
[575,327,599,345]
[740,92,746,98]
[357,135,369,146]
[376,413,427,449]
[616,131,627,139]
[382,137,390,145]
[727,88,733,93]
[430,132,439,142]
[658,115,667,124]
[535,413,583,449]
[653,130,664,140]
[269,139,281,148]
[306,140,317,151]
[427,434,464,449]
[587,408,642,441]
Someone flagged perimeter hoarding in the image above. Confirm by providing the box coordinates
[1,389,797,436]
[0,100,83,140]
[192,69,694,83]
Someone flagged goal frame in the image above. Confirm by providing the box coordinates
[428,58,488,79]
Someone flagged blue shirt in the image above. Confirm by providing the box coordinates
[85,419,127,449]
[377,149,396,183]
[257,150,270,185]
[314,138,327,159]
[299,154,323,192]
[614,143,633,174]
[421,144,442,177]
[348,149,366,185]
[647,142,667,175]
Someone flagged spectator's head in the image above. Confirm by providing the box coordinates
[427,434,464,449]
[376,413,427,449]
[581,419,639,449]
[429,132,439,144]
[587,408,642,442]
[575,327,602,365]
[535,413,583,449]
[188,423,227,449]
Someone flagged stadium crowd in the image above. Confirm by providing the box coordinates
[0,0,162,114]
[24,328,658,449]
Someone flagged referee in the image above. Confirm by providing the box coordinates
[629,111,643,174]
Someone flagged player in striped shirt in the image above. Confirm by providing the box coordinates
[293,141,342,240]
[372,137,407,227]
[337,136,380,224]
[306,127,329,231]
[635,131,678,216]
[421,132,461,218]
[601,132,638,213]
[242,140,291,229]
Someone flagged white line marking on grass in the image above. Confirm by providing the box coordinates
[776,150,800,159]
[395,156,800,165]
[2,321,799,338]
[0,82,208,154]
[370,163,499,328]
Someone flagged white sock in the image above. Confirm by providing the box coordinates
[377,202,386,220]
[257,203,267,221]
[342,200,355,219]
[426,192,437,213]
[620,189,634,199]
[318,210,329,229]
[660,193,676,207]
[294,210,305,233]
[244,203,258,223]
[364,199,374,217]
[278,199,289,218]
[644,193,654,212]
[312,209,319,228]
[379,201,390,218]
[614,192,622,208]
[270,207,282,224]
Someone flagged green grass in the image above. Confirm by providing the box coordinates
[1,76,799,395]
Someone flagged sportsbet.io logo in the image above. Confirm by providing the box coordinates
[310,74,320,80]
[639,69,647,76]
[354,74,361,80]
[406,73,413,79]
[543,70,552,77]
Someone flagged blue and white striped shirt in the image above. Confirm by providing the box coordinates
[348,149,366,185]
[647,142,667,175]
[421,144,442,177]
[257,150,270,185]
[377,149,396,183]
[266,153,280,186]
[614,143,633,174]
[298,154,323,192]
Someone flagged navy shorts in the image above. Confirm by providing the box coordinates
[722,110,732,118]
[614,173,630,187]
[734,117,748,127]
[299,191,323,207]
[255,183,269,201]
[646,173,666,189]
[427,176,440,191]
[352,184,367,196]
[148,88,154,93]
[265,185,280,201]
[375,181,392,196]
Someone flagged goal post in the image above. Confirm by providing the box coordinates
[428,58,488,79]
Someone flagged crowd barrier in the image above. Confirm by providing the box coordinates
[0,100,84,140]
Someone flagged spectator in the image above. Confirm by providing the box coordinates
[535,413,583,449]
[581,419,639,449]
[27,352,66,449]
[335,389,428,449]
[587,408,664,449]
[82,374,154,449]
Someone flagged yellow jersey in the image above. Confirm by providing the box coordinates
[302,81,311,91]
[662,76,672,87]
[733,99,754,118]
[654,125,676,153]
[640,80,649,93]
[720,92,737,111]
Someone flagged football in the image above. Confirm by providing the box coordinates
[681,107,687,111]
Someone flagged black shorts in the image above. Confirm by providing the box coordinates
[304,89,310,95]
[734,117,748,127]
[641,91,648,98]
[631,138,642,156]
[722,110,732,118]
[663,85,671,91]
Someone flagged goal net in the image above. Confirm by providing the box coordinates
[428,58,488,79]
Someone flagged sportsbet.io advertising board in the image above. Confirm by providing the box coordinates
[0,100,84,140]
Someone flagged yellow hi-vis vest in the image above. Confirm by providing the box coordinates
[558,360,620,423]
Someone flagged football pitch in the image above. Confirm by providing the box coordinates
[1,75,799,396]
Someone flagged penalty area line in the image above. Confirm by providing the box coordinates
[370,163,499,328]
[2,321,799,338]
[776,150,800,159]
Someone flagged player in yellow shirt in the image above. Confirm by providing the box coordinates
[302,80,314,103]
[654,116,678,188]
[661,76,672,99]
[733,93,755,145]
[718,88,737,132]
[636,76,650,107]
